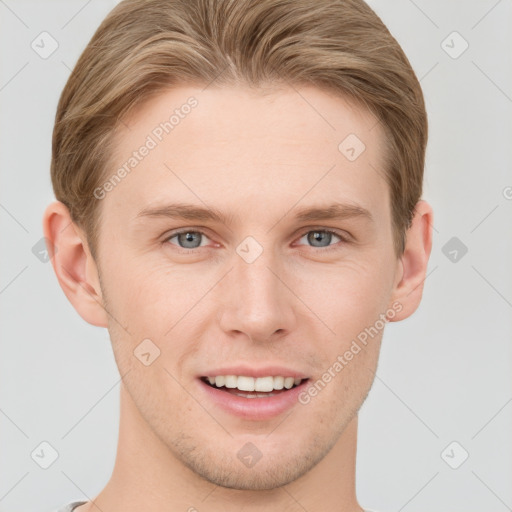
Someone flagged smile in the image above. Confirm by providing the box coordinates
[202,375,305,397]
[198,373,310,420]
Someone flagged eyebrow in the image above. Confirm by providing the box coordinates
[135,201,373,225]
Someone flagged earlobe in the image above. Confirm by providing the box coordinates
[387,200,434,322]
[42,201,109,328]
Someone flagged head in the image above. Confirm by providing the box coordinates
[44,0,433,492]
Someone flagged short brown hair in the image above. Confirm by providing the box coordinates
[51,0,427,260]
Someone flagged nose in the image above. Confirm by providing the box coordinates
[216,247,297,343]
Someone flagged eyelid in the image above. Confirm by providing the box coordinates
[296,226,351,242]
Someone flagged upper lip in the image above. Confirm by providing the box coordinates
[199,365,309,379]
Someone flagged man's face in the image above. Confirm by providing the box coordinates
[94,84,401,489]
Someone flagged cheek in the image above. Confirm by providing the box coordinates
[297,257,392,336]
[290,260,390,399]
[102,259,213,388]
[103,256,206,332]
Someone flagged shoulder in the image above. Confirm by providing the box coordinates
[50,501,87,512]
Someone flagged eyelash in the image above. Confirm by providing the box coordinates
[163,228,350,253]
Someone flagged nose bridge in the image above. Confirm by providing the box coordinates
[217,240,294,341]
[237,252,280,306]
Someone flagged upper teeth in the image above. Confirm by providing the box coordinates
[206,375,303,392]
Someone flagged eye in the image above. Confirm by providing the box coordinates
[163,228,349,252]
[165,230,211,249]
[296,229,346,249]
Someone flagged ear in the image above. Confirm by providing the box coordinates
[387,199,434,322]
[42,200,109,327]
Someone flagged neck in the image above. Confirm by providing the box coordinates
[83,383,364,512]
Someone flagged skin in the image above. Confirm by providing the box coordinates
[44,84,433,512]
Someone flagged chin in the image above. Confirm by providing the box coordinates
[168,428,337,491]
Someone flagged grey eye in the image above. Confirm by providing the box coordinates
[168,231,205,249]
[300,230,342,248]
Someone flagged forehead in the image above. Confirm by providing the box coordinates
[105,84,389,224]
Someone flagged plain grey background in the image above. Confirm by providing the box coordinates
[1,1,511,511]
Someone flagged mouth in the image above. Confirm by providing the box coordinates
[200,375,308,398]
[197,373,310,420]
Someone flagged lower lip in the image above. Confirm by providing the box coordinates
[197,378,309,421]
